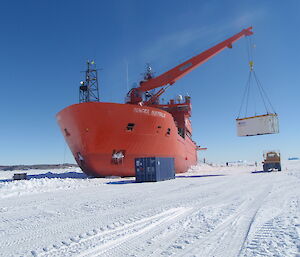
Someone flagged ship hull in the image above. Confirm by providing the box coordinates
[56,102,197,177]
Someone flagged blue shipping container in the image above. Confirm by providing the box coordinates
[135,157,175,182]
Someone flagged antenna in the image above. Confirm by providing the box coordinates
[79,60,100,103]
[125,60,129,92]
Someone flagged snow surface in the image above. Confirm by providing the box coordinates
[0,161,300,257]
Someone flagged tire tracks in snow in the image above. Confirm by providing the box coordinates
[166,185,273,257]
[241,196,300,257]
[25,172,291,257]
[35,207,191,257]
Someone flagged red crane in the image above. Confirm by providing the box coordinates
[127,27,253,105]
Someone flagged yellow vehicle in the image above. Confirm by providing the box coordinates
[263,151,281,172]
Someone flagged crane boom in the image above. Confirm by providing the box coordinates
[139,27,253,92]
[127,27,253,105]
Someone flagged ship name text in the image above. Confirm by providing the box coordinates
[134,108,166,118]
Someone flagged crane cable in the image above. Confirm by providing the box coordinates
[237,37,276,118]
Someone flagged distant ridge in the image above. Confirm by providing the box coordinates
[0,163,78,171]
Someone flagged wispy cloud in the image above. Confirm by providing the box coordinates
[140,26,214,63]
[140,9,265,64]
[231,9,266,29]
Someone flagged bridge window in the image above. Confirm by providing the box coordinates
[126,123,135,131]
[178,127,185,138]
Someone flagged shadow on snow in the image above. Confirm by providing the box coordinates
[107,174,225,184]
[107,180,136,185]
[251,170,269,174]
[27,171,88,179]
[0,171,87,182]
[176,174,225,178]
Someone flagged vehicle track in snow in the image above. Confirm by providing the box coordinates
[29,176,248,257]
[1,163,300,257]
[0,191,142,256]
[26,178,238,256]
[150,185,272,257]
[36,207,191,257]
[241,195,300,257]
[38,178,273,257]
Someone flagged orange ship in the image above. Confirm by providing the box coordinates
[57,27,253,177]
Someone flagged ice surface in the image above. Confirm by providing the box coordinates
[0,161,299,256]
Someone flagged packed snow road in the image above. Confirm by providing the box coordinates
[0,161,300,257]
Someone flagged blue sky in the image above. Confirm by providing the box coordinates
[0,0,299,165]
